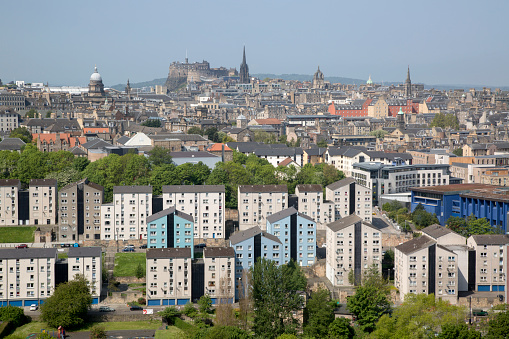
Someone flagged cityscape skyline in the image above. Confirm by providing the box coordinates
[1,0,509,87]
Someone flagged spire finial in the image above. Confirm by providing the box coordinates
[242,45,246,64]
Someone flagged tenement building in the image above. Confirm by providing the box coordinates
[238,185,287,231]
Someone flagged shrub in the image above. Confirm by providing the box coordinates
[138,297,146,305]
[182,302,198,318]
[0,306,28,327]
[90,325,107,339]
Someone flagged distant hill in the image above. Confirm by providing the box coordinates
[253,73,367,85]
[109,78,166,91]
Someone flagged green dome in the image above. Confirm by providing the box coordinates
[367,75,373,85]
[398,107,404,115]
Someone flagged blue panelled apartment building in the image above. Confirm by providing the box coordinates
[146,207,194,258]
[411,184,509,234]
[266,207,317,267]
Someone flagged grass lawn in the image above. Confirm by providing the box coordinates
[114,252,146,277]
[9,321,55,338]
[0,226,36,243]
[58,252,68,259]
[155,327,187,339]
[78,320,162,331]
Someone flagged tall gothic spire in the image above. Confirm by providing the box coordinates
[406,65,411,84]
[239,46,250,84]
[242,46,246,65]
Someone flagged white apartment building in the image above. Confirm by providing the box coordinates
[203,247,235,304]
[101,186,152,241]
[295,184,334,227]
[0,179,21,226]
[162,185,225,240]
[29,179,57,225]
[146,248,192,306]
[326,214,382,287]
[326,147,370,177]
[325,178,372,222]
[238,185,287,231]
[0,248,57,306]
[67,247,102,304]
[0,110,20,133]
[467,235,509,293]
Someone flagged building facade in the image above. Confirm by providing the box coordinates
[203,247,235,304]
[67,247,102,304]
[326,178,372,222]
[0,179,21,226]
[29,179,57,225]
[162,185,225,239]
[238,185,287,231]
[295,184,334,226]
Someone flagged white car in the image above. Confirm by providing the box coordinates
[29,304,38,311]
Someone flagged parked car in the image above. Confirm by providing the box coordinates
[99,306,115,312]
[61,243,71,248]
[126,244,135,249]
[139,244,147,249]
[194,243,206,248]
[122,247,135,252]
[129,305,143,311]
[473,309,488,316]
[15,244,28,249]
[29,304,38,311]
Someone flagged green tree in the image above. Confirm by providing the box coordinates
[369,129,389,139]
[16,143,48,184]
[304,288,335,338]
[327,318,355,339]
[198,294,212,315]
[275,335,298,339]
[486,310,509,339]
[203,326,250,339]
[9,127,33,143]
[446,216,468,236]
[187,126,203,135]
[45,111,53,118]
[322,164,346,187]
[347,266,390,333]
[182,302,198,318]
[382,200,403,212]
[204,127,220,142]
[317,139,328,147]
[45,167,82,189]
[73,157,90,172]
[452,148,463,157]
[149,163,179,195]
[141,119,162,127]
[232,150,248,165]
[251,259,305,338]
[25,108,38,118]
[437,323,481,339]
[466,215,495,236]
[430,113,459,130]
[148,146,173,166]
[40,275,92,329]
[90,325,107,339]
[135,263,145,279]
[0,305,28,327]
[158,306,181,325]
[412,203,439,229]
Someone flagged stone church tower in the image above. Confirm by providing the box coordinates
[312,66,325,89]
[239,46,250,84]
[404,66,412,98]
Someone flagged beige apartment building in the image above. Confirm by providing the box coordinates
[325,214,382,287]
[325,178,372,222]
[146,248,192,306]
[203,247,235,304]
[0,179,21,226]
[0,248,57,306]
[295,184,333,228]
[67,247,102,303]
[59,179,104,242]
[395,226,467,304]
[29,179,57,225]
[238,185,287,231]
[162,185,225,240]
[467,235,509,293]
[101,186,152,241]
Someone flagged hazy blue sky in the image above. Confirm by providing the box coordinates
[1,0,508,87]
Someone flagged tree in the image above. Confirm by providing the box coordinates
[452,148,463,157]
[40,275,92,329]
[327,318,355,339]
[90,325,107,339]
[45,111,53,118]
[198,294,212,315]
[203,326,250,339]
[466,215,495,236]
[9,127,33,143]
[135,263,145,279]
[16,143,48,184]
[237,268,252,332]
[446,216,468,236]
[148,146,173,166]
[141,119,162,127]
[45,167,82,189]
[304,288,335,338]
[25,108,38,118]
[215,277,236,327]
[412,203,439,229]
[182,302,198,318]
[73,157,90,172]
[317,139,328,147]
[0,305,28,327]
[346,266,390,333]
[187,126,203,135]
[251,259,305,338]
[371,294,466,339]
[204,127,220,142]
[437,323,481,339]
[369,129,389,139]
[158,306,181,325]
[430,113,459,130]
[486,310,509,339]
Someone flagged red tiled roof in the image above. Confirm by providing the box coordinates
[254,118,282,125]
[207,143,232,152]
[278,157,295,167]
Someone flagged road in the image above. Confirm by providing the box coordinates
[67,329,157,339]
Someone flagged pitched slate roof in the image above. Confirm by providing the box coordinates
[296,184,322,193]
[30,179,57,186]
[146,247,192,259]
[203,246,235,258]
[162,185,225,193]
[113,185,152,194]
[0,138,26,151]
[395,235,435,255]
[146,206,194,224]
[326,178,356,191]
[68,247,102,258]
[0,248,57,259]
[327,214,363,232]
[469,234,509,245]
[229,226,282,245]
[238,185,287,193]
[421,224,461,240]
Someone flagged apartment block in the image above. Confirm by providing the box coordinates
[0,110,20,133]
[295,184,334,226]
[29,179,57,225]
[266,207,316,266]
[203,247,235,304]
[146,207,194,258]
[67,247,102,304]
[0,248,57,306]
[326,178,372,222]
[325,214,382,287]
[58,178,104,242]
[229,226,283,298]
[146,248,192,306]
[0,179,21,226]
[162,185,225,239]
[467,235,509,292]
[101,186,152,241]
[238,185,287,231]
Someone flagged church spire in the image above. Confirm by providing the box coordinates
[242,45,246,65]
[239,46,250,84]
[406,65,411,83]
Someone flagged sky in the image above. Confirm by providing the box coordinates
[1,0,509,87]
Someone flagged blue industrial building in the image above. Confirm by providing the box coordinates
[266,207,317,267]
[146,207,194,258]
[410,184,509,234]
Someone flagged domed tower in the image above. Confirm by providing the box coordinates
[237,114,247,128]
[367,75,373,86]
[88,66,105,97]
[397,107,405,130]
[312,66,325,89]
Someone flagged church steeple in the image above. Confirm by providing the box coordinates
[404,65,412,98]
[239,46,250,84]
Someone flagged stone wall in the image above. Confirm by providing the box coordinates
[382,233,413,248]
[457,295,505,309]
[108,290,145,304]
[115,277,146,284]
